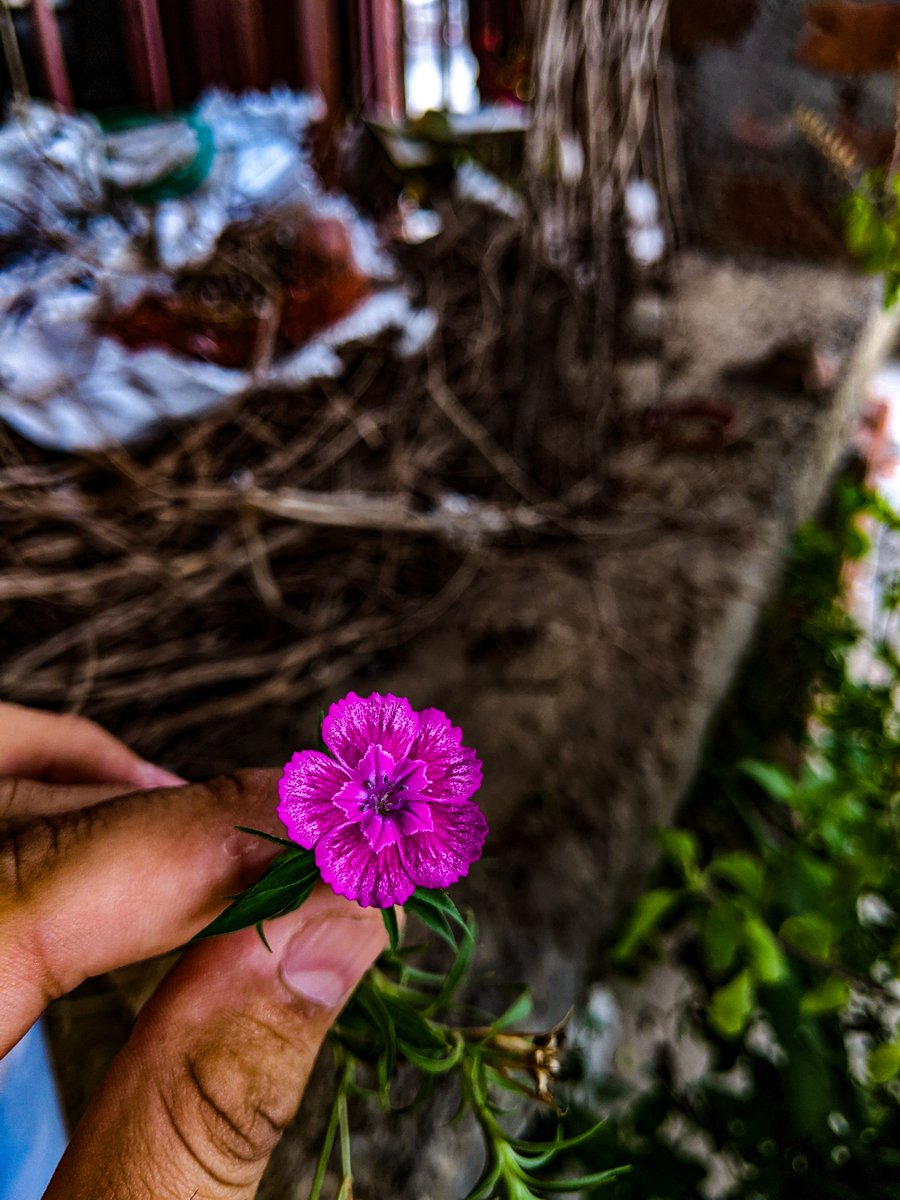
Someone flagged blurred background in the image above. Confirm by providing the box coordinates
[1,1,900,1197]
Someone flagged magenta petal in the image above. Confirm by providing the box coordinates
[322,692,418,770]
[332,779,370,822]
[398,800,488,889]
[277,750,349,850]
[393,798,435,836]
[316,822,416,907]
[408,708,482,802]
[360,810,399,851]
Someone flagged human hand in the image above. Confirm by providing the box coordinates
[0,703,387,1199]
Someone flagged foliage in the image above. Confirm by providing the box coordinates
[796,103,900,308]
[552,481,900,1197]
[842,172,900,309]
[196,843,626,1197]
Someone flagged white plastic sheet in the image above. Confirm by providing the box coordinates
[0,90,435,452]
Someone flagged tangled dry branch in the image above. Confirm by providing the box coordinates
[0,202,617,759]
[0,3,674,762]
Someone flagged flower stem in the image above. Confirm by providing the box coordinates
[308,1053,354,1200]
[337,1061,354,1196]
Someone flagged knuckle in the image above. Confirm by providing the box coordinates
[208,769,275,822]
[203,772,248,817]
[0,807,106,901]
[174,1019,305,1178]
[0,820,71,1003]
[0,816,61,900]
[0,777,20,821]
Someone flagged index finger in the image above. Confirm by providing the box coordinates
[0,703,182,788]
[0,770,282,1058]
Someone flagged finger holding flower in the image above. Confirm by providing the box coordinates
[196,692,625,1200]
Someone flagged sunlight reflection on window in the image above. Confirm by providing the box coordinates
[403,0,479,116]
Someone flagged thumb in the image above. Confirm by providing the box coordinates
[44,885,387,1200]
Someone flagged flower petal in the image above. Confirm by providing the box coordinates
[399,800,488,890]
[316,822,416,908]
[408,708,482,802]
[360,811,399,852]
[332,779,369,822]
[393,798,434,837]
[277,750,349,850]
[322,692,418,770]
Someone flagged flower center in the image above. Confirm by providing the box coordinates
[363,772,407,815]
[333,744,433,849]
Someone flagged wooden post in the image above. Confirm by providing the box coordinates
[118,0,173,111]
[353,0,405,119]
[370,0,404,118]
[296,0,342,113]
[232,0,268,90]
[189,0,233,88]
[0,1,30,105]
[31,0,73,111]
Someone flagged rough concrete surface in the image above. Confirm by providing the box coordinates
[46,252,898,1197]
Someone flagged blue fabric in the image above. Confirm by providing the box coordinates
[0,1021,67,1200]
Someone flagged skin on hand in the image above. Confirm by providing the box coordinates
[0,702,183,790]
[0,705,387,1199]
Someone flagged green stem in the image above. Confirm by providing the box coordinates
[308,1052,354,1200]
[338,1068,353,1192]
[307,1085,341,1200]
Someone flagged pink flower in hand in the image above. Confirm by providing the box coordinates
[278,693,487,907]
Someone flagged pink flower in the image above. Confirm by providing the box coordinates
[277,692,488,908]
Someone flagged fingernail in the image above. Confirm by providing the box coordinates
[281,913,385,1009]
[135,761,186,789]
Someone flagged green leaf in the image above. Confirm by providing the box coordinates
[398,964,449,990]
[460,1162,502,1200]
[404,888,471,948]
[381,992,448,1051]
[779,913,833,961]
[658,829,700,881]
[404,894,455,946]
[740,760,795,802]
[743,916,789,985]
[519,1166,630,1192]
[702,900,744,975]
[234,825,298,850]
[612,888,679,961]
[381,907,401,952]
[869,1041,900,1083]
[884,270,900,309]
[431,919,476,1011]
[710,852,764,900]
[507,1120,607,1156]
[192,846,319,941]
[845,190,879,256]
[491,987,533,1031]
[412,887,469,931]
[708,970,755,1038]
[399,1040,463,1075]
[351,981,397,1091]
[799,976,850,1015]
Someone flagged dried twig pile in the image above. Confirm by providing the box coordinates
[0,3,673,762]
[0,204,609,760]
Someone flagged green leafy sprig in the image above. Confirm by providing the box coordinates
[195,833,627,1198]
[796,102,900,307]
[583,483,900,1198]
